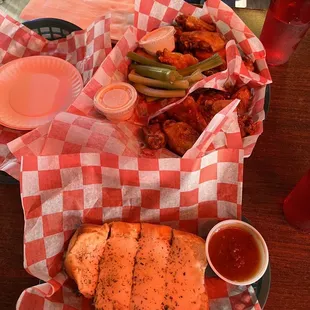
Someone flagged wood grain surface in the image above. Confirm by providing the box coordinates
[0,8,310,310]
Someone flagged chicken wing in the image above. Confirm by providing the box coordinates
[149,113,168,125]
[195,48,227,74]
[238,115,258,137]
[142,123,166,150]
[166,96,207,133]
[197,90,231,107]
[211,100,234,114]
[157,48,198,69]
[176,14,216,32]
[231,85,252,115]
[180,31,226,52]
[197,90,231,122]
[195,48,226,62]
[163,120,200,156]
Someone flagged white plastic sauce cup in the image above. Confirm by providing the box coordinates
[205,220,269,286]
[139,26,176,56]
[94,82,137,122]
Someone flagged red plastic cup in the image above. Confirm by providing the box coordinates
[260,0,310,66]
[283,169,310,232]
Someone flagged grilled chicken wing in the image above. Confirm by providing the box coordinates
[231,85,252,115]
[64,224,109,298]
[142,123,166,150]
[195,48,226,62]
[210,99,233,114]
[198,90,230,115]
[238,115,258,137]
[195,48,227,72]
[180,31,226,52]
[157,48,198,69]
[163,120,200,156]
[149,113,168,125]
[176,14,216,32]
[166,96,208,133]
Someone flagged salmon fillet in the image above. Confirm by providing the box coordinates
[163,229,208,310]
[64,224,109,298]
[95,222,141,310]
[130,223,172,310]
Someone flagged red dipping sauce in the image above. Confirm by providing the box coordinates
[208,227,261,282]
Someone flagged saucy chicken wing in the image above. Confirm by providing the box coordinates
[231,85,252,115]
[166,96,207,133]
[197,90,231,122]
[142,123,166,150]
[197,90,231,106]
[238,115,258,137]
[176,15,216,32]
[180,31,226,52]
[157,48,198,69]
[163,120,200,156]
[195,48,226,62]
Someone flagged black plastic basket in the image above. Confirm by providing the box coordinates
[23,18,82,40]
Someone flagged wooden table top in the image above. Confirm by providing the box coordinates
[1,8,310,310]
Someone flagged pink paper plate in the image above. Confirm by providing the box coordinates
[0,56,83,130]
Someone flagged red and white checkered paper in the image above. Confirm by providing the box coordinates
[0,11,112,178]
[14,102,262,309]
[1,0,271,178]
[64,0,271,155]
[3,1,265,309]
[16,148,262,310]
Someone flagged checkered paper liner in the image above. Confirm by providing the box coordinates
[17,277,261,310]
[0,11,112,178]
[1,0,271,179]
[17,149,257,310]
[2,1,264,308]
[8,95,242,171]
[66,0,271,154]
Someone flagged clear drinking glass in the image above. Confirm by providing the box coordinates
[260,0,310,66]
[283,170,310,232]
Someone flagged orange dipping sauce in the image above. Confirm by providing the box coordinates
[208,227,261,282]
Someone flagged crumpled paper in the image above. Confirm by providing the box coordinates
[0,12,112,179]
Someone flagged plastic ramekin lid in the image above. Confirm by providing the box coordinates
[94,82,137,116]
[139,26,176,45]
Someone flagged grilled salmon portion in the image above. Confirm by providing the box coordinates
[95,222,141,310]
[64,224,109,298]
[163,229,208,310]
[130,223,172,310]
